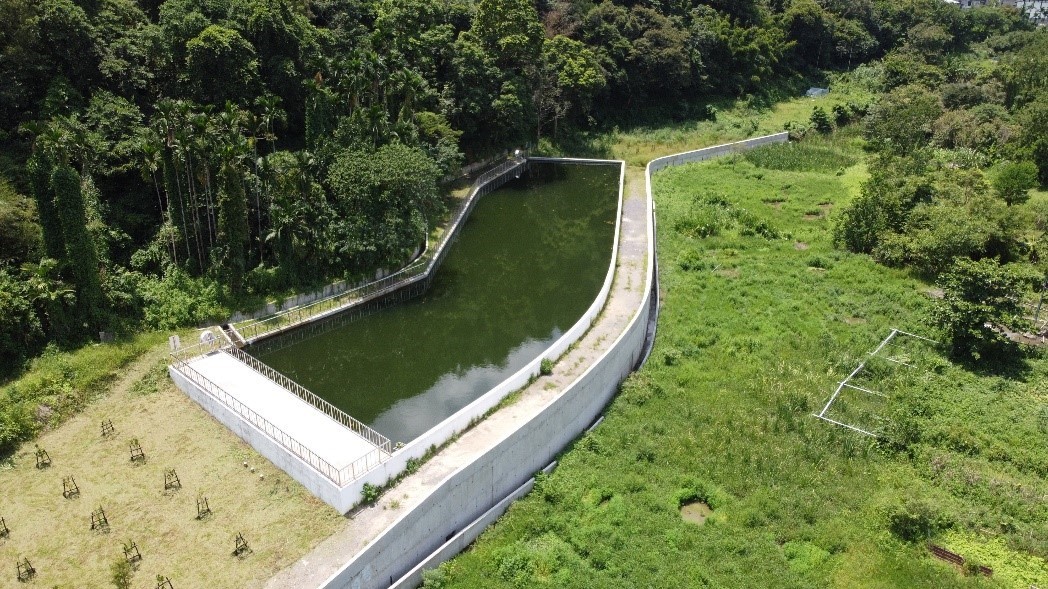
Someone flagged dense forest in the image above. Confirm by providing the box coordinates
[0,0,1037,375]
[831,15,1048,361]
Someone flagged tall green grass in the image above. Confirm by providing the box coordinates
[433,133,1048,588]
[0,332,167,455]
[745,139,859,173]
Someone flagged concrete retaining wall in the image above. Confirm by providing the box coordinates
[167,367,347,509]
[319,158,653,589]
[647,132,788,173]
[388,473,540,589]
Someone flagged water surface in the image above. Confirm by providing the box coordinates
[255,163,619,443]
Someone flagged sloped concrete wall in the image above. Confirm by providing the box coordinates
[647,132,788,173]
[320,159,652,589]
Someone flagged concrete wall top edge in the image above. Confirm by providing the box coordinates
[386,158,626,461]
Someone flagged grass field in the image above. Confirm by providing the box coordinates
[0,342,344,588]
[427,131,1048,588]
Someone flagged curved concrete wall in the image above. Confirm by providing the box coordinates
[318,134,789,589]
[319,158,654,589]
[338,160,627,510]
[648,132,788,173]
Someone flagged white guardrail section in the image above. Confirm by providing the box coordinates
[223,345,391,461]
[236,156,528,344]
[170,343,393,488]
[169,341,379,485]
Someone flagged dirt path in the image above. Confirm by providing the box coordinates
[263,165,651,588]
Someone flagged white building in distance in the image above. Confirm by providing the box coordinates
[951,0,1048,25]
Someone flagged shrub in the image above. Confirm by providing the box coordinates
[991,161,1038,206]
[421,563,452,589]
[361,482,381,504]
[0,268,45,377]
[834,167,927,255]
[674,208,721,238]
[675,479,730,510]
[137,266,224,330]
[806,256,831,269]
[934,258,1036,360]
[832,104,851,127]
[539,358,553,376]
[677,249,710,272]
[663,348,681,366]
[810,106,832,134]
[887,498,953,542]
[962,558,986,577]
[110,558,133,589]
[620,372,663,406]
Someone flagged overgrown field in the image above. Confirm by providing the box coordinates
[606,70,877,168]
[430,132,1048,588]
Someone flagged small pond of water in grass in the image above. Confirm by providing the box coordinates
[253,162,619,443]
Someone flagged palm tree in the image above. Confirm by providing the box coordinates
[136,133,179,265]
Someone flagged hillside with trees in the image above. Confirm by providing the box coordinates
[0,0,1010,377]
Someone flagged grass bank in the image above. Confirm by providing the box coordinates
[544,68,876,167]
[427,131,1048,588]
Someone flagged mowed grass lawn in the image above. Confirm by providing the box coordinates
[432,132,1048,588]
[0,343,344,588]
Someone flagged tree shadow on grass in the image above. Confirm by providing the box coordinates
[953,342,1039,382]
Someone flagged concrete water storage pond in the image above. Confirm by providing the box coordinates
[251,162,620,444]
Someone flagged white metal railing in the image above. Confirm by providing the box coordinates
[812,328,939,437]
[171,337,223,364]
[235,154,528,343]
[170,345,391,486]
[223,346,393,454]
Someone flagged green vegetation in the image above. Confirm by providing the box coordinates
[0,0,1021,382]
[934,259,1035,360]
[434,124,1048,587]
[1,0,1047,585]
[744,137,858,173]
[0,332,166,454]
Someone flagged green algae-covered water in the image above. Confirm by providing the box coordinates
[254,162,619,443]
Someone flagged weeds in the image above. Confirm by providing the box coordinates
[438,131,1048,588]
[745,140,859,173]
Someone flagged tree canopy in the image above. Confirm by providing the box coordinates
[0,0,1041,376]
